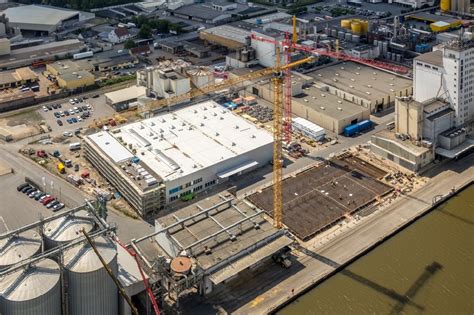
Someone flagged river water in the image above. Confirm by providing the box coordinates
[279,185,474,315]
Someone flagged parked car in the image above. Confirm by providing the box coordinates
[81,105,88,111]
[36,150,47,158]
[57,104,62,108]
[46,200,59,209]
[46,105,53,110]
[64,111,70,116]
[17,183,29,191]
[63,131,73,137]
[39,194,50,202]
[57,119,63,126]
[92,94,99,98]
[20,185,32,193]
[28,190,39,198]
[53,203,65,211]
[42,106,48,112]
[24,187,35,194]
[52,104,58,109]
[41,196,54,205]
[74,164,79,171]
[35,192,46,200]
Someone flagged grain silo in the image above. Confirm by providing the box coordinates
[43,210,95,249]
[0,230,42,269]
[62,235,118,315]
[0,258,61,315]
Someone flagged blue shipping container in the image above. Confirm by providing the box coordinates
[357,119,373,131]
[343,124,360,137]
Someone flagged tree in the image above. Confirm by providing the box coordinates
[124,39,137,49]
[138,24,152,39]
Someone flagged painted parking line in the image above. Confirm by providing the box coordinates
[0,216,8,233]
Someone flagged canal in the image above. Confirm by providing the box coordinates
[279,184,474,315]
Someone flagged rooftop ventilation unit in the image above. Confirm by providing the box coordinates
[320,106,325,110]
[200,123,204,127]
[161,118,166,123]
[337,100,342,104]
[304,99,308,102]
[337,107,342,111]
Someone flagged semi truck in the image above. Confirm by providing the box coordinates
[73,51,93,60]
[343,120,373,137]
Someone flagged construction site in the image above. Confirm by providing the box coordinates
[4,10,466,314]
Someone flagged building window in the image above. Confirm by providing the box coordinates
[169,186,181,195]
[193,178,202,185]
[193,185,203,192]
[170,195,179,202]
[185,182,192,188]
[205,180,216,188]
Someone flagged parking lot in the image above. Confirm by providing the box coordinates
[38,94,116,136]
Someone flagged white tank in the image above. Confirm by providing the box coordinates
[0,230,42,269]
[0,258,61,315]
[43,210,95,249]
[62,236,118,315]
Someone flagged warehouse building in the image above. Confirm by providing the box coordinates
[46,60,94,76]
[0,67,38,90]
[84,101,273,217]
[104,85,147,112]
[310,62,413,113]
[199,24,251,49]
[1,5,92,35]
[57,70,95,90]
[238,69,370,134]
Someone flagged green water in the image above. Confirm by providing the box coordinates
[279,185,474,315]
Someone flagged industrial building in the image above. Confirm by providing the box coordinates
[136,60,213,100]
[0,39,86,70]
[57,70,95,90]
[1,5,93,35]
[83,101,273,217]
[46,60,94,76]
[199,24,251,49]
[310,62,413,113]
[93,55,138,72]
[0,67,38,90]
[132,192,292,297]
[105,85,147,112]
[413,42,474,127]
[235,68,370,134]
[0,203,143,315]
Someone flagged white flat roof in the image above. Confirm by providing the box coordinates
[105,85,146,104]
[88,101,273,182]
[2,5,79,28]
[88,132,133,163]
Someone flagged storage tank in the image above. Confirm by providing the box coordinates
[373,39,379,46]
[396,54,402,63]
[62,236,118,315]
[324,27,331,36]
[440,0,450,11]
[0,230,42,269]
[361,20,369,34]
[43,210,95,249]
[352,35,360,43]
[387,52,392,60]
[338,31,345,39]
[351,22,362,35]
[0,258,61,315]
[345,33,352,41]
[341,19,351,29]
[331,29,337,38]
[187,67,213,88]
[241,50,249,62]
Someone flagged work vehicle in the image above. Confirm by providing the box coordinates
[65,159,73,167]
[69,142,81,151]
[57,162,65,174]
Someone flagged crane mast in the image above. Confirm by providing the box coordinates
[272,47,284,229]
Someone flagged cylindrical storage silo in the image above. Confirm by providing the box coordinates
[62,236,118,315]
[0,258,61,315]
[352,35,360,43]
[345,33,352,41]
[338,31,345,39]
[331,29,337,38]
[242,50,249,62]
[396,54,402,63]
[440,0,450,11]
[361,20,369,34]
[324,27,330,36]
[0,230,42,269]
[387,52,392,60]
[351,22,362,35]
[341,19,351,29]
[43,210,95,249]
[378,41,383,53]
[373,39,379,46]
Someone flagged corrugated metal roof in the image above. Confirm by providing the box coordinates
[0,230,42,267]
[43,210,95,244]
[63,236,116,273]
[0,258,60,301]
